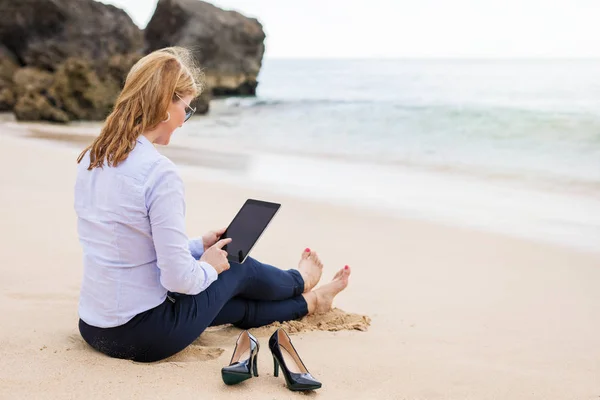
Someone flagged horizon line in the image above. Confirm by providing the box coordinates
[261,56,600,61]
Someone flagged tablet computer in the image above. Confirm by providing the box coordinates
[220,199,281,264]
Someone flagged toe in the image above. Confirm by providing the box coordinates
[335,265,351,280]
[301,248,311,259]
[343,265,352,277]
[341,268,351,284]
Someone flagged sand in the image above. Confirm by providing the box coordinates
[0,122,599,399]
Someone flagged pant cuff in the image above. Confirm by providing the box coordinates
[290,269,305,296]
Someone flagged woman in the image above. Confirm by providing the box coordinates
[74,47,351,363]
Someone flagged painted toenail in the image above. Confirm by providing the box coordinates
[305,248,311,252]
[344,265,349,270]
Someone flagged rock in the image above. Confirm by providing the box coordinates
[0,0,143,122]
[0,45,18,82]
[105,53,144,87]
[7,58,120,122]
[192,89,212,115]
[47,58,120,121]
[14,92,69,123]
[0,0,144,70]
[0,88,15,111]
[13,68,54,97]
[0,45,18,111]
[1,0,265,121]
[145,0,266,96]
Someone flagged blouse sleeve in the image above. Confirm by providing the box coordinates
[145,158,217,294]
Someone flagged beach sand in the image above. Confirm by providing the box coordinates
[0,123,599,399]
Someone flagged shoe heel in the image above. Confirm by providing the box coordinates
[252,354,259,377]
[268,328,322,391]
[273,355,279,377]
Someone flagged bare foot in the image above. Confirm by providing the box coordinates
[298,248,323,293]
[312,265,351,314]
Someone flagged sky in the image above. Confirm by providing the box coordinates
[100,0,600,59]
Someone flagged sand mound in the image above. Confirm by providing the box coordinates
[194,308,371,350]
[251,308,371,335]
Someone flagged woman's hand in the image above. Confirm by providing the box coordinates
[202,227,226,250]
[200,238,232,274]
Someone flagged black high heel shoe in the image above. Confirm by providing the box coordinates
[221,330,259,385]
[269,328,322,391]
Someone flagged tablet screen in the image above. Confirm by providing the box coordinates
[221,199,281,263]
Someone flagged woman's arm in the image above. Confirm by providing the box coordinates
[145,158,217,295]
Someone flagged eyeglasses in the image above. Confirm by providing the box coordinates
[176,93,196,122]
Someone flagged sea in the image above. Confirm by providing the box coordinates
[167,59,600,251]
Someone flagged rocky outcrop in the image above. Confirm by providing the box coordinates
[14,92,69,123]
[146,0,266,97]
[8,58,141,123]
[0,0,144,70]
[11,67,68,122]
[0,46,18,111]
[0,88,15,112]
[50,58,123,121]
[0,0,143,122]
[0,0,265,122]
[13,68,54,97]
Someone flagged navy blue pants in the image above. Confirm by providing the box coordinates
[79,257,308,362]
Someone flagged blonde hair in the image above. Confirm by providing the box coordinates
[77,47,204,169]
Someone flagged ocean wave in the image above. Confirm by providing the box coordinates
[220,97,600,120]
[223,98,284,108]
[221,97,374,109]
